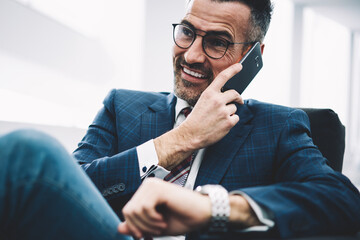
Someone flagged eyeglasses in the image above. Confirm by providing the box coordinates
[172,23,255,59]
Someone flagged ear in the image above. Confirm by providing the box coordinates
[260,43,265,55]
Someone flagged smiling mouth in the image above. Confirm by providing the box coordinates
[183,67,206,79]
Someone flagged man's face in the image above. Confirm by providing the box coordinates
[173,0,251,106]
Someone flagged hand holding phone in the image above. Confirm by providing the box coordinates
[222,42,263,94]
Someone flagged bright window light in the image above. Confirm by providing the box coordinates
[301,8,350,125]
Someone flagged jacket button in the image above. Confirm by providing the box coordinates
[112,186,119,193]
[102,189,109,197]
[117,183,125,191]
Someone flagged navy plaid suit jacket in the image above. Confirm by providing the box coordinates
[73,89,360,238]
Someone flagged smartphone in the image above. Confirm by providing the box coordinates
[222,41,263,94]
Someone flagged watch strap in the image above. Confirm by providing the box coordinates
[196,185,230,232]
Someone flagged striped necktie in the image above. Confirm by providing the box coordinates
[164,107,195,186]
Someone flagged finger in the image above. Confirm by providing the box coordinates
[209,63,242,91]
[229,114,240,125]
[222,89,244,105]
[118,223,131,235]
[134,208,167,233]
[126,212,164,236]
[142,204,167,225]
[120,220,143,239]
[125,201,167,231]
[225,103,237,116]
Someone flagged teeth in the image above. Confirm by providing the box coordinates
[183,67,205,78]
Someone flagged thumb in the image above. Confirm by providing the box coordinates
[118,223,131,235]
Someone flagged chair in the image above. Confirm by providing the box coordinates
[300,108,345,172]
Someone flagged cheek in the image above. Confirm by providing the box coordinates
[211,56,236,77]
[172,45,177,57]
[211,49,241,77]
[173,44,185,58]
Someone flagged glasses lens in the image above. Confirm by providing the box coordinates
[203,35,228,59]
[173,25,194,49]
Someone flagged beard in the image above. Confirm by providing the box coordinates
[173,56,214,106]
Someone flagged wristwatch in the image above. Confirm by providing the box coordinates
[195,184,230,232]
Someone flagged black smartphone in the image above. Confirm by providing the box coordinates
[222,41,263,94]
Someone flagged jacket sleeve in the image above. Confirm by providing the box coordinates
[240,109,360,238]
[72,89,142,203]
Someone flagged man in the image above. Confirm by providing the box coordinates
[73,0,360,239]
[0,0,359,240]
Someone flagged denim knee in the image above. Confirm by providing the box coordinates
[0,129,74,183]
[0,129,62,153]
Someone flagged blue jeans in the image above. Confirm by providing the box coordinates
[0,129,132,240]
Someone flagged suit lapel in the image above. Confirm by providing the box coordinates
[140,93,177,142]
[194,103,254,187]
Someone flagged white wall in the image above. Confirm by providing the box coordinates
[0,0,147,129]
[344,32,360,186]
[141,0,185,92]
[0,120,86,152]
[300,8,350,125]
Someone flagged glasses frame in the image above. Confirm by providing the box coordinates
[172,23,255,59]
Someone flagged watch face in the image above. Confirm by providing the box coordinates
[197,185,226,194]
[200,185,210,194]
[201,184,226,193]
[195,185,203,193]
[201,185,212,192]
[196,185,217,194]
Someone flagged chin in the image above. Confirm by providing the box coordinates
[174,80,203,106]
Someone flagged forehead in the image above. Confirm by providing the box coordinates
[184,0,251,41]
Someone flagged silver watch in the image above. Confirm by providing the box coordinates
[195,184,230,232]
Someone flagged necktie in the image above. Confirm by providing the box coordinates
[164,107,195,186]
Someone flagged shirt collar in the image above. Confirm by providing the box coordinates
[175,97,191,119]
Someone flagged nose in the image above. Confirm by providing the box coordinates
[183,36,206,64]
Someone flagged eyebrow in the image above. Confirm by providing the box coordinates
[180,19,234,41]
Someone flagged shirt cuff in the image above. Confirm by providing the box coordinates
[136,139,170,179]
[230,190,275,232]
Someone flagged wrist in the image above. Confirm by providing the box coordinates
[197,194,212,227]
[229,195,261,228]
[176,121,202,150]
[154,129,195,170]
[195,185,230,232]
